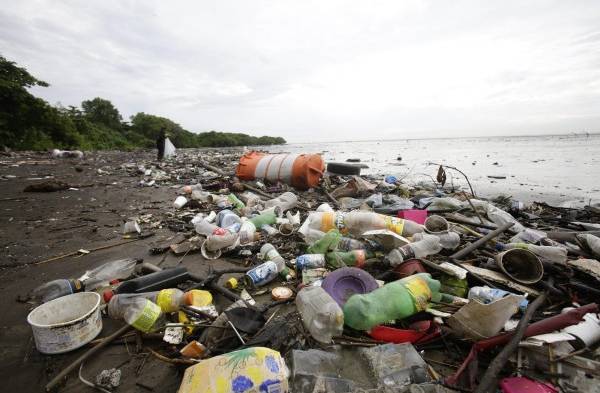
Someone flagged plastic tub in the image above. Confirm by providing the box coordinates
[27,292,102,354]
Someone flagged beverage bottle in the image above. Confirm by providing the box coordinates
[343,273,441,331]
[385,234,442,266]
[263,192,298,212]
[238,220,259,244]
[195,219,228,236]
[31,279,84,303]
[295,286,344,343]
[243,261,279,287]
[502,243,567,264]
[325,250,373,269]
[413,231,460,250]
[468,286,528,312]
[107,288,188,317]
[80,258,138,291]
[295,254,326,271]
[249,211,278,228]
[338,236,368,251]
[316,203,334,212]
[227,194,245,210]
[216,209,242,228]
[307,229,341,254]
[260,243,291,280]
[122,297,166,333]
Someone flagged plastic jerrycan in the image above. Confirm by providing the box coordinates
[343,273,441,331]
[296,286,344,343]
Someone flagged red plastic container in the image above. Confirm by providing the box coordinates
[398,209,427,225]
[499,377,557,393]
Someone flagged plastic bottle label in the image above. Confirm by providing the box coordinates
[353,250,367,268]
[246,261,279,286]
[132,301,162,332]
[404,277,432,311]
[320,212,335,232]
[296,254,326,271]
[384,216,405,235]
[156,290,177,313]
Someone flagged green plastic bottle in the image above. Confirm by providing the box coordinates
[307,229,341,254]
[325,250,374,269]
[343,273,441,331]
[249,211,277,228]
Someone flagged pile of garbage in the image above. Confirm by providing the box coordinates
[29,150,600,392]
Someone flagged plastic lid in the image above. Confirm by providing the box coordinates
[271,286,293,301]
[103,290,115,303]
[183,290,213,307]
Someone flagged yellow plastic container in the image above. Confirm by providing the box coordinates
[178,347,289,393]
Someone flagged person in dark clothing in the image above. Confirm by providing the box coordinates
[156,128,166,160]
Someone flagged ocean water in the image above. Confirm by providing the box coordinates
[265,134,600,205]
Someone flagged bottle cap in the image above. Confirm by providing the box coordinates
[225,277,238,289]
[271,286,293,301]
[103,290,115,303]
[183,289,213,307]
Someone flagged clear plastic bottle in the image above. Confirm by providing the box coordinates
[468,286,528,313]
[217,209,242,228]
[31,279,84,303]
[295,286,344,343]
[263,191,298,212]
[385,234,442,266]
[106,288,185,317]
[413,231,460,250]
[80,258,138,291]
[260,243,290,279]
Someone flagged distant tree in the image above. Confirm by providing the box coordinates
[0,55,81,149]
[81,97,123,130]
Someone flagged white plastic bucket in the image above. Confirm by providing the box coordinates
[27,292,102,354]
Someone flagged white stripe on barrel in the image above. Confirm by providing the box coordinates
[254,154,300,183]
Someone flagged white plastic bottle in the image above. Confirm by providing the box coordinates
[295,286,344,344]
[386,233,442,266]
[413,231,460,250]
[263,192,298,212]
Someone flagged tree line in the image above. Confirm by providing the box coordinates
[0,55,286,150]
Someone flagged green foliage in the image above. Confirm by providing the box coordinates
[0,54,286,151]
[81,97,123,130]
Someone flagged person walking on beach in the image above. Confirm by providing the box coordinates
[156,128,166,160]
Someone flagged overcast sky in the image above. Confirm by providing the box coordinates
[1,1,599,142]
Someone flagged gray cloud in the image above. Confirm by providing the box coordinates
[1,0,599,142]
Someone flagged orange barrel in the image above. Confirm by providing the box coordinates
[236,151,324,190]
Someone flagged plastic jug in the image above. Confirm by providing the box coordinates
[343,273,441,331]
[296,286,344,343]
